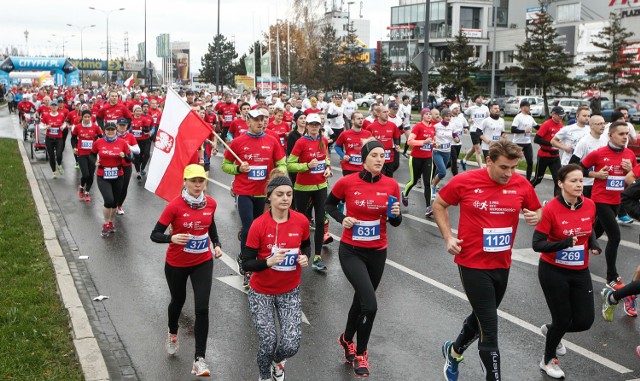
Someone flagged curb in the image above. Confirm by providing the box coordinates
[14,135,110,380]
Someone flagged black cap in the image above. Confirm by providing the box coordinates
[520,100,530,107]
[116,118,128,125]
[361,139,385,163]
[551,106,565,116]
[104,122,117,130]
[186,90,194,95]
[388,102,399,109]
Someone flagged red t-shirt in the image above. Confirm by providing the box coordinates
[72,123,103,156]
[409,122,436,159]
[225,133,285,196]
[37,105,51,117]
[581,145,636,205]
[335,129,372,172]
[41,112,66,138]
[204,112,217,126]
[229,118,249,138]
[17,101,36,114]
[366,120,402,163]
[330,172,400,249]
[283,111,294,125]
[91,138,131,177]
[290,136,329,186]
[157,196,217,267]
[536,197,596,271]
[536,119,563,158]
[97,103,133,125]
[130,116,151,140]
[117,132,138,167]
[304,107,321,115]
[246,210,310,295]
[268,121,289,149]
[149,108,162,126]
[126,100,142,111]
[214,102,240,126]
[438,168,541,270]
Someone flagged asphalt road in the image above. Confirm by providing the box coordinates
[4,108,640,381]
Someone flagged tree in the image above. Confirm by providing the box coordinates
[400,64,440,95]
[584,12,640,104]
[372,49,400,95]
[438,33,478,100]
[316,24,342,90]
[505,1,576,118]
[337,22,372,94]
[200,34,239,88]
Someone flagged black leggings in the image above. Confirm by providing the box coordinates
[117,166,133,207]
[517,143,533,181]
[595,203,621,282]
[538,260,594,363]
[134,139,151,172]
[453,266,509,381]
[448,145,461,176]
[96,175,124,208]
[339,242,387,355]
[45,136,64,172]
[294,188,327,255]
[77,155,96,191]
[382,162,394,178]
[164,259,213,360]
[238,195,266,255]
[532,155,560,195]
[403,157,433,207]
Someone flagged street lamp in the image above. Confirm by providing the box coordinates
[347,1,355,97]
[89,6,125,83]
[51,33,74,57]
[67,24,96,84]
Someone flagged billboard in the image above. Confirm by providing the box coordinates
[172,41,190,84]
[156,34,171,58]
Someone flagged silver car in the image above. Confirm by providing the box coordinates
[504,96,545,117]
[548,98,590,119]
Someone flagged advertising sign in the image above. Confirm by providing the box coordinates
[156,34,171,58]
[171,41,190,84]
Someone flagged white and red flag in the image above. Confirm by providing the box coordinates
[124,74,135,89]
[145,87,213,201]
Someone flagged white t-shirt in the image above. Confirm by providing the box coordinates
[388,114,403,129]
[465,104,490,132]
[343,101,357,120]
[450,114,469,146]
[400,103,412,127]
[554,124,589,165]
[478,117,505,151]
[301,98,311,111]
[603,122,637,147]
[573,133,608,186]
[511,113,536,145]
[434,121,456,153]
[327,103,345,130]
[317,101,328,112]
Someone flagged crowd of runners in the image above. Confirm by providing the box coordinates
[7,83,640,380]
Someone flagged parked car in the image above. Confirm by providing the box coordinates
[355,95,376,108]
[548,98,590,120]
[618,97,638,110]
[503,96,545,117]
[600,101,638,122]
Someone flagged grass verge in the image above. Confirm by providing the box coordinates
[0,138,83,380]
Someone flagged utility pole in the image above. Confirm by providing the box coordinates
[422,0,430,109]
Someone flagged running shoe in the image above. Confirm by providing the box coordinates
[271,359,286,381]
[116,206,124,215]
[312,255,327,271]
[431,186,437,201]
[442,341,463,381]
[402,152,409,158]
[137,172,142,180]
[636,345,640,358]
[84,192,91,203]
[52,171,57,179]
[460,159,467,171]
[166,331,179,355]
[309,218,316,231]
[141,170,146,176]
[243,273,251,289]
[601,288,618,322]
[539,357,565,379]
[101,224,110,238]
[425,206,434,218]
[618,215,634,224]
[230,181,236,197]
[78,185,85,199]
[352,351,369,377]
[75,162,80,169]
[57,165,64,175]
[323,233,334,245]
[401,192,409,207]
[107,221,116,234]
[416,179,422,189]
[191,357,210,377]
[607,276,625,291]
[624,295,638,317]
[338,333,356,363]
[540,324,566,356]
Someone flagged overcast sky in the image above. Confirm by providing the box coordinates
[0,0,395,72]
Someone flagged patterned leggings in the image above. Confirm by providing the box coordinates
[248,287,302,380]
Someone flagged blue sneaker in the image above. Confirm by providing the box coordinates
[401,192,409,206]
[459,159,467,171]
[442,341,463,381]
[618,215,634,224]
[312,255,327,271]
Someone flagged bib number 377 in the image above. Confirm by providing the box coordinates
[483,227,513,252]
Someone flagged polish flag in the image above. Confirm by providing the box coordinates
[124,74,135,89]
[145,87,213,201]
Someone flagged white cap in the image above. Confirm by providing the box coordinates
[271,90,278,94]
[388,96,396,101]
[306,113,322,124]
[375,95,383,99]
[248,109,264,119]
[450,103,460,111]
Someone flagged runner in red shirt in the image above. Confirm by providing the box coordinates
[303,97,322,115]
[228,102,251,140]
[267,108,289,151]
[71,110,103,202]
[150,164,222,378]
[97,91,133,128]
[365,105,402,177]
[433,140,542,381]
[214,93,240,141]
[242,173,310,381]
[334,111,372,176]
[533,106,565,195]
[91,123,132,237]
[41,100,68,177]
[35,96,51,120]
[283,103,294,126]
[115,118,141,215]
[130,105,152,179]
[325,138,402,377]
[533,164,600,378]
[17,96,36,140]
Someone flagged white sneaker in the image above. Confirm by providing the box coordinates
[116,206,124,215]
[191,357,210,377]
[271,359,286,381]
[539,356,565,379]
[58,165,64,175]
[166,331,178,355]
[540,324,566,356]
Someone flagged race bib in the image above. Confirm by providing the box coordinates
[348,154,362,165]
[49,127,59,135]
[280,137,285,146]
[310,161,326,174]
[492,135,501,141]
[152,116,158,123]
[384,150,391,160]
[606,176,625,191]
[184,233,210,254]
[224,115,232,122]
[483,227,513,252]
[555,244,585,266]
[524,132,531,137]
[132,130,143,138]
[80,140,93,150]
[106,119,117,125]
[103,167,119,179]
[420,143,432,151]
[248,165,267,180]
[270,247,299,272]
[439,143,451,150]
[352,220,381,241]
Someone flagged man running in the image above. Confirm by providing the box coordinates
[532,106,565,196]
[461,95,489,170]
[510,100,537,182]
[365,106,401,178]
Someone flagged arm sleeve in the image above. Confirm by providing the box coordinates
[325,191,345,224]
[275,157,288,174]
[534,133,552,147]
[222,158,240,175]
[588,230,601,253]
[130,143,140,155]
[150,221,172,243]
[287,154,308,173]
[334,145,345,159]
[241,246,269,272]
[532,230,574,253]
[300,238,311,257]
[71,135,78,148]
[208,216,221,247]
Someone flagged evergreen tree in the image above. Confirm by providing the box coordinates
[200,34,239,88]
[400,64,440,97]
[317,24,341,90]
[373,49,400,95]
[337,22,368,93]
[438,33,478,100]
[585,12,640,104]
[505,1,575,118]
